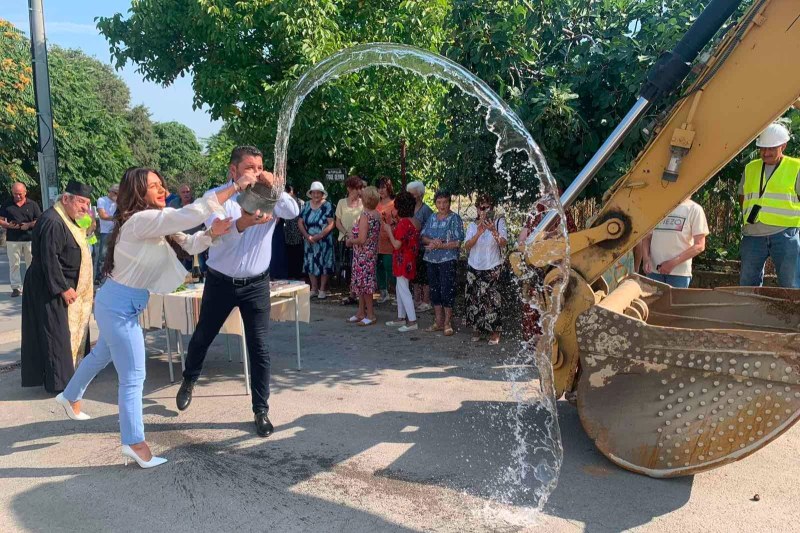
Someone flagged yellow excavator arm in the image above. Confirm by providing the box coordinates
[570,0,800,281]
[528,0,800,478]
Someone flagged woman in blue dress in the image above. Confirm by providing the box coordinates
[297,181,335,298]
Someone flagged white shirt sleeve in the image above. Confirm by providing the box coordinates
[129,191,225,240]
[171,231,213,255]
[274,192,300,219]
[498,217,508,239]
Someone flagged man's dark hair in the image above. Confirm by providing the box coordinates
[229,145,263,166]
[285,184,294,194]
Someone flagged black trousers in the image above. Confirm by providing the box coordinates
[183,270,272,413]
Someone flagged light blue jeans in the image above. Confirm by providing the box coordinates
[739,228,800,288]
[63,279,150,445]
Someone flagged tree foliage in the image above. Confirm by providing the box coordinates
[128,104,161,168]
[153,121,203,178]
[97,0,451,194]
[0,17,207,202]
[97,0,800,207]
[1,20,134,198]
[441,0,718,198]
[0,20,38,186]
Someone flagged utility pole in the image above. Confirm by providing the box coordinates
[400,139,407,189]
[28,0,59,209]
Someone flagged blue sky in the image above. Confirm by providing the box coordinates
[2,0,221,142]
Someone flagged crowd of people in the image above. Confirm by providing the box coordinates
[1,122,797,470]
[283,176,509,340]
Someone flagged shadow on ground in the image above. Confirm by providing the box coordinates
[0,305,692,531]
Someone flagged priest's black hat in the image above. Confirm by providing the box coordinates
[65,180,93,198]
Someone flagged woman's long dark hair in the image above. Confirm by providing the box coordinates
[102,167,189,276]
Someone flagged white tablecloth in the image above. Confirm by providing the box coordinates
[140,280,311,335]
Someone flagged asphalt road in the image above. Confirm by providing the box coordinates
[0,302,798,532]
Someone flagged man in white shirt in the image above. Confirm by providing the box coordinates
[641,197,709,288]
[175,146,299,437]
[94,184,118,283]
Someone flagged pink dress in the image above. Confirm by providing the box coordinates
[350,211,380,296]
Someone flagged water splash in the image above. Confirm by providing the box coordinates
[272,43,570,514]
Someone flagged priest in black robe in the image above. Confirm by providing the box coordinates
[21,181,95,393]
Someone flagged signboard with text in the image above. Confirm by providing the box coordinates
[324,168,346,182]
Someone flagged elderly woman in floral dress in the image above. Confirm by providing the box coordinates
[346,186,382,326]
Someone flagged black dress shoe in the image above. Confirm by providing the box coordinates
[176,378,195,411]
[254,410,274,437]
[11,289,21,297]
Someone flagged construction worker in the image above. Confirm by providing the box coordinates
[738,123,800,288]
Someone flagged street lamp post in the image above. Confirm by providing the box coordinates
[28,0,59,208]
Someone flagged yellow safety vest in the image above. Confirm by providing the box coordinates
[741,156,800,227]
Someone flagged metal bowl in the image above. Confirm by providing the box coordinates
[237,182,279,215]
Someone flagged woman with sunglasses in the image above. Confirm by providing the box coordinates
[463,195,507,345]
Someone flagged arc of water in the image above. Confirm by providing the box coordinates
[272,42,569,510]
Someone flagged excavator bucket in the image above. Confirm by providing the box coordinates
[574,275,800,477]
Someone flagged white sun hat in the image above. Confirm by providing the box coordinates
[307,181,327,198]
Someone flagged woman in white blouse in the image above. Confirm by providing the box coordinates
[56,167,257,468]
[463,195,508,345]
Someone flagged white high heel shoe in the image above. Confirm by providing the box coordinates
[55,393,91,421]
[121,445,168,469]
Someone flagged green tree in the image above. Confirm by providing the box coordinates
[0,20,38,188]
[48,46,134,194]
[441,0,715,198]
[1,17,215,202]
[153,121,203,179]
[1,20,135,198]
[127,104,161,168]
[96,0,450,195]
[59,48,131,114]
[205,126,236,183]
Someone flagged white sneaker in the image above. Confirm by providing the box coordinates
[416,302,432,312]
[317,291,327,300]
[398,324,418,332]
[385,320,406,327]
[377,290,390,303]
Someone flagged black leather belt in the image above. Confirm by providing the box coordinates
[208,267,270,287]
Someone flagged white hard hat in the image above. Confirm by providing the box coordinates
[307,181,327,198]
[756,123,790,148]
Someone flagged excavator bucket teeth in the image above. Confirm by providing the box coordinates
[574,299,800,478]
